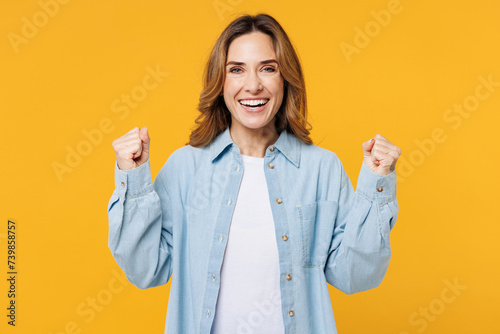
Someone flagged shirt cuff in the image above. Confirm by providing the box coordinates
[355,161,397,205]
[114,159,153,198]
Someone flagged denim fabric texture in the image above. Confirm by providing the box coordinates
[107,127,398,334]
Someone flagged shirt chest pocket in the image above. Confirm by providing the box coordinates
[297,200,338,268]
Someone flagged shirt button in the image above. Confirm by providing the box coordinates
[286,274,292,280]
[206,310,211,318]
[219,234,223,243]
[288,310,294,317]
[120,182,125,188]
[377,186,384,192]
[268,163,274,169]
[269,146,275,152]
[212,274,216,282]
[276,198,282,204]
[236,165,240,172]
[282,235,288,241]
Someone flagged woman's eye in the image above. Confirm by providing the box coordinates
[229,67,276,73]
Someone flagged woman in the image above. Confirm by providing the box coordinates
[108,13,401,334]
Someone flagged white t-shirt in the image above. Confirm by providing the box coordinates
[211,154,285,334]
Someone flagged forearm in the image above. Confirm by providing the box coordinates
[107,159,173,289]
[324,162,398,294]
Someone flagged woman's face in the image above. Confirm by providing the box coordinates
[223,32,284,134]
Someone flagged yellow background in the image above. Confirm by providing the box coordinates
[1,0,499,333]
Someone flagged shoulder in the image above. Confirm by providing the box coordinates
[297,141,349,188]
[166,144,209,164]
[157,144,211,184]
[299,141,343,169]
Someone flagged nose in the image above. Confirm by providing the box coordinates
[244,70,263,94]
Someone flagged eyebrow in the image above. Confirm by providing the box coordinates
[226,59,278,66]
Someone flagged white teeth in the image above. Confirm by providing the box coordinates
[239,99,269,107]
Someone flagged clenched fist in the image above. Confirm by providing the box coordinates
[362,134,401,176]
[112,127,150,171]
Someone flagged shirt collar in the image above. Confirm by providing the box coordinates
[210,127,301,168]
[209,127,234,161]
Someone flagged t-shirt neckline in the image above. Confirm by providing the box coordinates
[241,154,264,164]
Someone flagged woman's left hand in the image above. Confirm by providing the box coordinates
[362,134,402,176]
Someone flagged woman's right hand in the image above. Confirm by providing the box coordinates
[112,127,150,170]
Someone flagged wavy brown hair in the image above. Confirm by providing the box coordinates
[188,13,312,147]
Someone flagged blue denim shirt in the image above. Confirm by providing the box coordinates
[107,128,398,334]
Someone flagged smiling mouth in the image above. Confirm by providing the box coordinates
[238,99,270,109]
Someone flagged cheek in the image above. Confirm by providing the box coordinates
[267,78,284,96]
[223,80,238,97]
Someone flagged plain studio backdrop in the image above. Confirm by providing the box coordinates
[1,0,499,333]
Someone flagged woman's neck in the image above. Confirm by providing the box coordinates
[229,123,279,158]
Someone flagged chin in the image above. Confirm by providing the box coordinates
[243,122,277,133]
[230,109,278,132]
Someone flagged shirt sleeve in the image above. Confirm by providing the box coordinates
[107,158,173,289]
[324,160,398,294]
